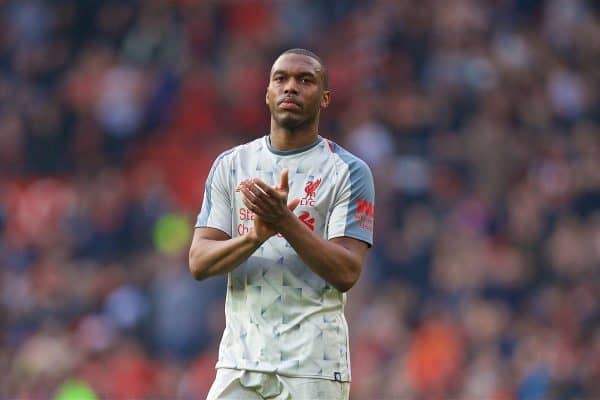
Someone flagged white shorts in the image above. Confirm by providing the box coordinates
[206,368,350,400]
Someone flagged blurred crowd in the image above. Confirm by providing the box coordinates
[1,0,600,399]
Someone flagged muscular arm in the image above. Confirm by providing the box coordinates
[278,216,368,292]
[189,197,300,280]
[239,171,369,292]
[188,227,262,280]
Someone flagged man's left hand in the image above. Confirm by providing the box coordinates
[239,168,300,229]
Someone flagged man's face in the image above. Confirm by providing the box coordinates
[266,53,330,131]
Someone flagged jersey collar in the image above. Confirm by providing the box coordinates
[265,135,322,156]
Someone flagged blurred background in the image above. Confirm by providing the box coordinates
[1,0,600,398]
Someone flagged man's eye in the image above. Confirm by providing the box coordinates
[274,76,284,82]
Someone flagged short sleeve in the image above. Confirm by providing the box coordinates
[327,158,375,246]
[195,151,233,237]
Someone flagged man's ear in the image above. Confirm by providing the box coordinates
[265,90,269,105]
[321,90,331,109]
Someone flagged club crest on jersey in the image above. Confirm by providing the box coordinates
[301,178,321,206]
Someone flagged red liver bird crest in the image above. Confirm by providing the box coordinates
[304,179,321,200]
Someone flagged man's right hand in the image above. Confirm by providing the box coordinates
[240,169,300,243]
[250,199,300,243]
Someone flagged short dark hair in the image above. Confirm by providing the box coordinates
[278,48,328,89]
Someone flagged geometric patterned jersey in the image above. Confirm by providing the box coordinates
[195,135,375,382]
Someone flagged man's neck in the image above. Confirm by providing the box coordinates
[269,125,319,152]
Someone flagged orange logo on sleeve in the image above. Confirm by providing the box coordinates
[354,199,374,232]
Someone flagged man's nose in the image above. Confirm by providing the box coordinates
[284,78,298,94]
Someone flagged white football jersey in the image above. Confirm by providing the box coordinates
[196,136,375,382]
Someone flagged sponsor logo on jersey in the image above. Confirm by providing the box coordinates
[354,199,374,232]
[298,211,316,231]
[301,178,321,206]
[236,208,316,235]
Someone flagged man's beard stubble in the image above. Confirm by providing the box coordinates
[273,112,317,132]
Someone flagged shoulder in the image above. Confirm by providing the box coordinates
[326,139,373,180]
[213,137,264,166]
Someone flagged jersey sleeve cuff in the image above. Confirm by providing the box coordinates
[194,223,232,238]
[327,232,373,248]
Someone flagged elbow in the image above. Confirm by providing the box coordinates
[189,262,208,281]
[336,282,353,293]
[189,266,207,281]
[188,261,206,281]
[335,266,362,293]
[188,248,208,281]
[336,279,357,293]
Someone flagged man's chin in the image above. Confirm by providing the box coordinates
[275,114,311,131]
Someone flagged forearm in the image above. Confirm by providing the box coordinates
[189,234,262,280]
[278,214,362,292]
